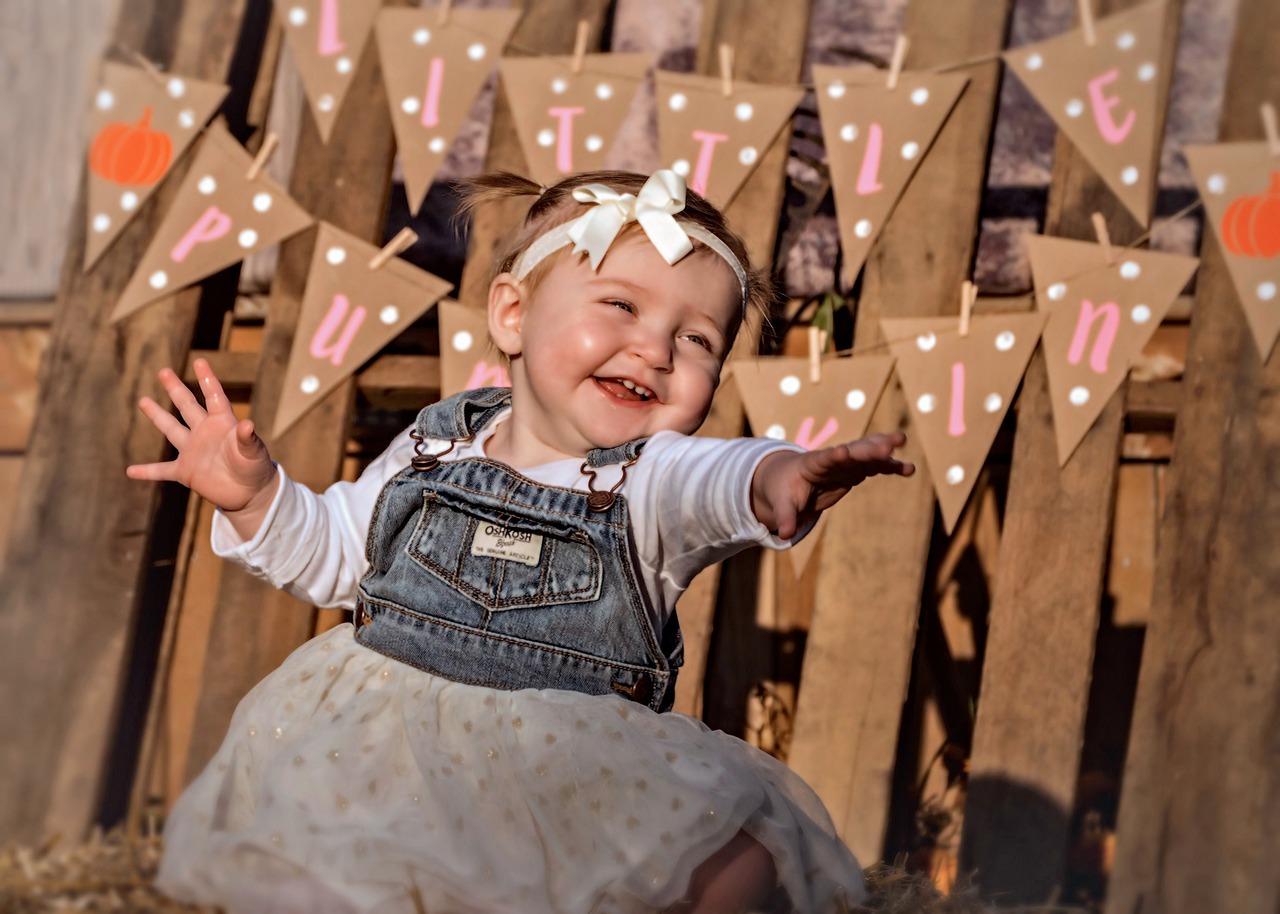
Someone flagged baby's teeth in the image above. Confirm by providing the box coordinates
[621,379,636,390]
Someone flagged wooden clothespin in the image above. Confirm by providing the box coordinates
[1262,102,1280,157]
[1091,211,1115,265]
[246,132,279,181]
[438,0,452,26]
[719,44,734,98]
[1078,0,1097,46]
[369,228,418,271]
[886,35,909,90]
[572,20,590,75]
[808,325,826,383]
[959,280,977,337]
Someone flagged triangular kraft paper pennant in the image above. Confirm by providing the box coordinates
[439,300,511,398]
[376,6,522,213]
[653,71,803,209]
[1185,142,1280,361]
[112,122,314,322]
[84,61,228,270]
[1026,234,1199,465]
[734,353,895,570]
[499,54,652,186]
[274,223,453,438]
[1003,0,1170,227]
[813,65,968,289]
[882,311,1046,533]
[275,0,383,142]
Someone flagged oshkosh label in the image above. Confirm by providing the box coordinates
[470,524,544,566]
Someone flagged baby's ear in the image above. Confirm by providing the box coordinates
[487,273,525,357]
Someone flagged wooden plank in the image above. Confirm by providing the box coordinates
[0,327,48,452]
[1105,0,1280,908]
[0,0,248,844]
[958,0,1185,902]
[786,0,1013,865]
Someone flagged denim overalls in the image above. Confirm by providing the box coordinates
[352,387,683,713]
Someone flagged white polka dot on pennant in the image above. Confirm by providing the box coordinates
[537,128,555,147]
[95,89,115,110]
[735,102,754,121]
[413,28,431,45]
[738,146,757,165]
[910,87,929,106]
[336,57,352,75]
[253,192,273,212]
[672,159,690,177]
[1258,281,1277,301]
[178,109,196,128]
[326,246,347,265]
[765,424,787,440]
[551,78,568,94]
[827,80,846,99]
[846,389,867,410]
[917,393,936,413]
[1120,260,1141,279]
[429,137,446,154]
[1026,52,1043,70]
[585,135,604,153]
[1066,99,1084,118]
[596,83,613,100]
[452,331,473,352]
[1116,31,1135,50]
[779,375,801,396]
[197,176,217,195]
[1048,282,1067,301]
[1069,386,1090,406]
[901,141,919,160]
[995,331,1015,351]
[1206,174,1226,194]
[121,191,139,211]
[317,94,336,112]
[238,229,258,249]
[92,214,110,233]
[1137,62,1156,82]
[167,77,186,98]
[984,393,1003,413]
[668,93,687,111]
[467,43,486,61]
[380,305,400,325]
[839,123,858,142]
[1131,304,1151,323]
[945,465,964,485]
[149,270,168,289]
[855,219,873,239]
[300,375,320,395]
[288,6,307,26]
[1121,166,1139,186]
[916,332,937,352]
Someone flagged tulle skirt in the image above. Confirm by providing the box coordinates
[157,624,865,913]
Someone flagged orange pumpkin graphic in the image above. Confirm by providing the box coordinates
[89,107,173,186]
[1220,171,1280,259]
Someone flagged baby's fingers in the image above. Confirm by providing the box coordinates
[138,395,190,449]
[125,460,181,482]
[158,366,207,428]
[192,357,234,418]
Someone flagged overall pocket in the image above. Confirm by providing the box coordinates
[406,488,602,612]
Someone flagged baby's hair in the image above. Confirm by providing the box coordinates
[458,170,774,334]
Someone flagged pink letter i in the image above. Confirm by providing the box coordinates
[548,107,586,174]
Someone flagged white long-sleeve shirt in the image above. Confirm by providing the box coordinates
[213,408,808,631]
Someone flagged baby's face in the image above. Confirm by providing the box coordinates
[497,230,742,456]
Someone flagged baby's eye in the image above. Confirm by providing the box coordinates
[682,333,713,351]
[606,299,635,313]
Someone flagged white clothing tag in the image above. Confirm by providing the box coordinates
[471,523,544,566]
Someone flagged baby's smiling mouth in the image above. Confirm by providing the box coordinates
[595,377,655,402]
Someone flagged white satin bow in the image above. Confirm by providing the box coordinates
[566,169,694,270]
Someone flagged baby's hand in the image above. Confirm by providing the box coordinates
[750,432,915,539]
[127,358,279,524]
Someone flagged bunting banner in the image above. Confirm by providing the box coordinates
[274,222,453,438]
[812,65,968,289]
[1003,0,1170,226]
[653,70,804,209]
[882,311,1046,533]
[1026,234,1199,465]
[1184,142,1280,361]
[85,61,228,270]
[275,0,383,142]
[376,6,522,213]
[500,53,652,187]
[439,300,511,398]
[112,121,314,322]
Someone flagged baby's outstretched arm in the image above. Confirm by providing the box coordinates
[749,432,915,539]
[126,357,280,540]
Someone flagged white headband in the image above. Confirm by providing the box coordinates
[510,170,749,312]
